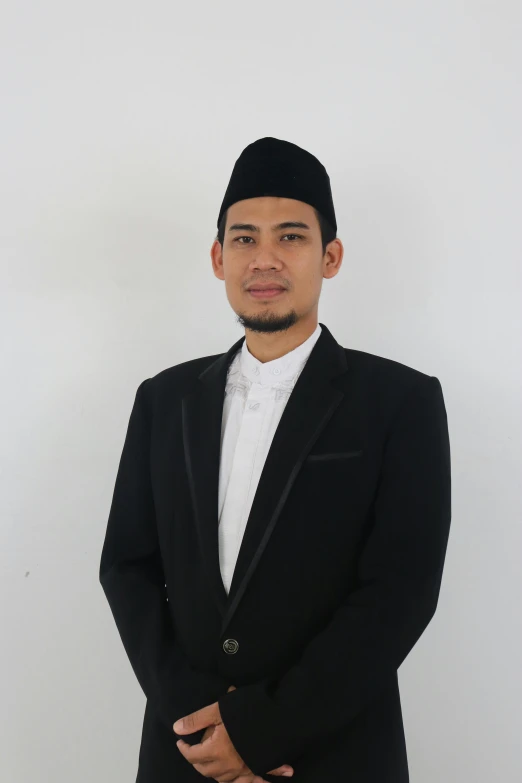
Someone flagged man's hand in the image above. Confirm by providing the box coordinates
[172,685,294,781]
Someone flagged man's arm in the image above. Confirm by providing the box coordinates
[218,374,452,776]
[99,378,230,733]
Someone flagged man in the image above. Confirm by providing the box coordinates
[99,137,452,783]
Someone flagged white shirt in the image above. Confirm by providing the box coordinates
[217,323,322,594]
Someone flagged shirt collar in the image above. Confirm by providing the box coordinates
[238,323,322,386]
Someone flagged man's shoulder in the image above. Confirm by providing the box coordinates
[339,345,442,419]
[151,352,224,384]
[152,352,223,383]
[342,345,434,384]
[139,351,225,403]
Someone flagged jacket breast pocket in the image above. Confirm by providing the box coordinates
[305,449,363,462]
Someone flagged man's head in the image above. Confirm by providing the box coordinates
[210,195,343,334]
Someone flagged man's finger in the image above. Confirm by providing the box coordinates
[173,703,218,735]
[175,738,215,765]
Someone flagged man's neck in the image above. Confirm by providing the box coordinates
[244,320,319,364]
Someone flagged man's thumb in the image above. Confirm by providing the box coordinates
[173,704,217,735]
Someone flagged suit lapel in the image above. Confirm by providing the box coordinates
[181,323,348,634]
[181,334,244,620]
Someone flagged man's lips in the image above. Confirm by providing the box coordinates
[247,287,286,298]
[247,284,286,290]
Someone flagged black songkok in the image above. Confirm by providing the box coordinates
[217,136,337,233]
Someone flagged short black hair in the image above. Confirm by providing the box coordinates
[216,206,336,255]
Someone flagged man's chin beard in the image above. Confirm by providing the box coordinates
[235,309,299,335]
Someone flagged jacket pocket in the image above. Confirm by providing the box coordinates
[306,449,363,462]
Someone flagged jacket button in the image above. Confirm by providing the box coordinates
[223,638,239,654]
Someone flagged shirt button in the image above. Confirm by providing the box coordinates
[273,367,281,375]
[253,367,259,375]
[248,402,260,410]
[223,638,239,654]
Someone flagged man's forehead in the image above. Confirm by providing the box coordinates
[227,196,316,221]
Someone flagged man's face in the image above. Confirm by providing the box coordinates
[211,196,342,334]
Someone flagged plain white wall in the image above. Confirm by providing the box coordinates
[1,2,521,781]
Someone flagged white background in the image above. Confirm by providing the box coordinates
[1,2,521,781]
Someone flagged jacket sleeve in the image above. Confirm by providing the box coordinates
[218,374,452,776]
[99,378,230,736]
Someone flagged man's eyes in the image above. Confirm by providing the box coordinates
[234,234,303,244]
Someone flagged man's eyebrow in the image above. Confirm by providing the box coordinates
[227,221,311,233]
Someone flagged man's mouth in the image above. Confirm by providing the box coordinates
[247,287,286,299]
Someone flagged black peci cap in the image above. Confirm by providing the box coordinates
[217,136,337,233]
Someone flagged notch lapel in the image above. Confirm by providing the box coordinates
[181,323,348,634]
[181,334,244,620]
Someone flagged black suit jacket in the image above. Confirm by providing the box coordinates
[99,322,451,783]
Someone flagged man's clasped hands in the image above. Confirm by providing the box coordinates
[173,685,294,783]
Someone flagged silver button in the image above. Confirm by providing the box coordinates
[223,638,239,654]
